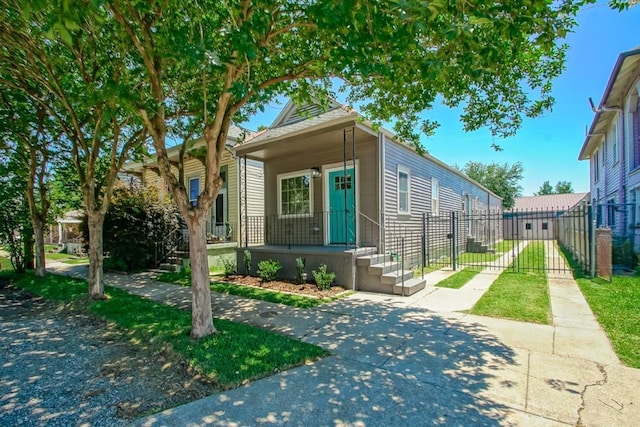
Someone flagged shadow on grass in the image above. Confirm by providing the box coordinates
[36,264,582,426]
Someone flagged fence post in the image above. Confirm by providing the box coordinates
[425,213,430,267]
[421,212,426,278]
[589,204,596,278]
[401,236,405,296]
[451,211,457,271]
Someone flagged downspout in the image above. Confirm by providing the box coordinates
[590,97,624,229]
[379,131,385,254]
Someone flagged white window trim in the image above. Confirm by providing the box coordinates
[277,170,313,218]
[397,166,411,215]
[188,176,200,207]
[593,148,600,183]
[431,177,440,216]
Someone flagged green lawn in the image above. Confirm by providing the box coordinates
[0,255,12,271]
[457,252,500,263]
[575,275,640,368]
[470,241,551,324]
[45,252,89,264]
[8,272,328,389]
[436,267,482,289]
[494,240,518,253]
[559,246,640,368]
[156,269,350,308]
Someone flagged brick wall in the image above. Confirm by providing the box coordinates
[596,228,612,280]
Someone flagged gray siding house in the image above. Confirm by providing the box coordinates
[233,100,502,295]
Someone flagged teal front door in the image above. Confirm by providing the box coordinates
[328,168,356,244]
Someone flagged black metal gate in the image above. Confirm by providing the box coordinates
[418,206,593,274]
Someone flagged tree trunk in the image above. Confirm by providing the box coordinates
[185,214,217,338]
[23,224,34,270]
[32,219,46,277]
[87,212,105,299]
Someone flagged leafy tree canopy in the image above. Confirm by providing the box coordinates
[535,180,574,195]
[460,161,524,209]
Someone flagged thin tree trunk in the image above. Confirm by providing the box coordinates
[23,224,34,270]
[185,215,217,338]
[32,219,46,277]
[87,212,105,299]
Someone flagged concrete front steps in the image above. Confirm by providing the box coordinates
[158,250,190,272]
[356,254,426,296]
[465,237,496,254]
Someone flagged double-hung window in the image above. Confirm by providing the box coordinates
[278,171,312,217]
[431,178,440,216]
[189,177,200,207]
[397,167,410,215]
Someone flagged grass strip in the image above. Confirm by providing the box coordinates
[457,252,500,263]
[436,267,482,289]
[470,241,551,324]
[8,272,328,389]
[1,255,12,271]
[494,240,518,253]
[157,270,348,308]
[560,246,640,368]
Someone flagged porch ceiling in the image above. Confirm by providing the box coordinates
[234,120,373,161]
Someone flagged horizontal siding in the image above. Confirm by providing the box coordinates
[382,136,502,256]
[262,130,378,245]
[245,159,264,218]
[142,151,238,231]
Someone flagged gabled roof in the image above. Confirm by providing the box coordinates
[243,102,357,146]
[122,124,252,172]
[57,210,84,224]
[509,193,589,212]
[272,99,344,128]
[233,99,503,202]
[579,48,640,161]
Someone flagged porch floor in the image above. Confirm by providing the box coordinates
[242,245,377,255]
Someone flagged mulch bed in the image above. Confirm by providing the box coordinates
[218,274,347,298]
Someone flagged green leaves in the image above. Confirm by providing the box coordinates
[461,161,524,209]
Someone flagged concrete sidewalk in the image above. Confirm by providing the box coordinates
[45,261,638,426]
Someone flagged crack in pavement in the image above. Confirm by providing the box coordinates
[576,363,607,426]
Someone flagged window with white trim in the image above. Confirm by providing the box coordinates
[397,167,410,214]
[607,197,616,227]
[431,178,440,216]
[189,177,200,207]
[278,171,312,217]
[593,148,600,183]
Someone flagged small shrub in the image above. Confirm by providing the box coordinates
[257,259,281,282]
[295,257,306,284]
[222,258,236,278]
[312,264,335,291]
[243,250,252,275]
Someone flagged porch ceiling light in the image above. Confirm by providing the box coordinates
[311,167,321,178]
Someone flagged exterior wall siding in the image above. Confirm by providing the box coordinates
[382,136,502,260]
[140,151,243,243]
[261,130,378,246]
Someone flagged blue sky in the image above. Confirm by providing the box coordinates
[242,4,640,196]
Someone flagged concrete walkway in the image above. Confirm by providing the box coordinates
[44,257,640,427]
[407,241,531,312]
